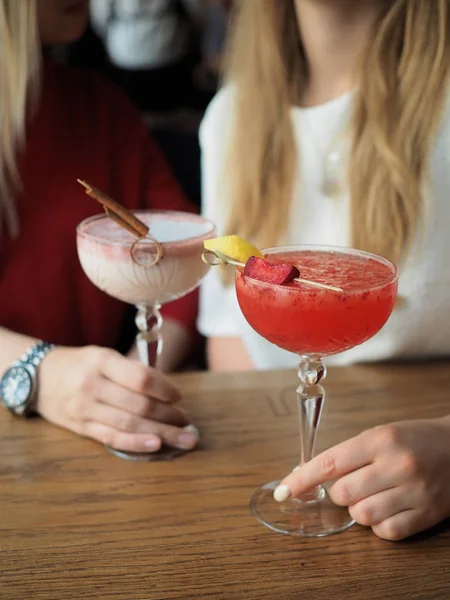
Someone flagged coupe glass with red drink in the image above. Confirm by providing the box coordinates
[229,244,398,537]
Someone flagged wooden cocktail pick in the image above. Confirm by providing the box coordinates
[202,250,344,293]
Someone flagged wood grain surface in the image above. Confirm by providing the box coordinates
[1,362,449,600]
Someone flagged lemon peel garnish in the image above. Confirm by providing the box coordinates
[203,235,263,263]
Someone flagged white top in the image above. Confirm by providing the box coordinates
[198,87,450,369]
[90,0,204,70]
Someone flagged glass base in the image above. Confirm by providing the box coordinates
[105,445,186,462]
[250,480,355,537]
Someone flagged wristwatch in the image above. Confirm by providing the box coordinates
[0,341,55,416]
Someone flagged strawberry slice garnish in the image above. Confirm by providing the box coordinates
[244,256,300,285]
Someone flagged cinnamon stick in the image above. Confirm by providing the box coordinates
[77,179,149,238]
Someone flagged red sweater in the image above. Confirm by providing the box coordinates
[0,61,198,348]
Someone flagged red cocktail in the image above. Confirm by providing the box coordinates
[236,248,397,356]
[235,246,398,537]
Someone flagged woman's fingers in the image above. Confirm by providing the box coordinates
[82,421,162,453]
[96,378,190,427]
[328,464,399,507]
[98,349,181,404]
[348,487,414,527]
[83,404,199,452]
[274,433,375,502]
[371,509,428,541]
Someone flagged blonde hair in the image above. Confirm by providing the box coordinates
[223,0,450,269]
[0,0,41,237]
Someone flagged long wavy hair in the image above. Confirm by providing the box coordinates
[0,0,41,237]
[222,0,450,270]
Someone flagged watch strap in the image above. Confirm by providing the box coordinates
[19,341,55,367]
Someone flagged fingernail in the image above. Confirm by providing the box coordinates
[273,484,291,502]
[183,424,200,436]
[144,438,160,450]
[177,425,200,450]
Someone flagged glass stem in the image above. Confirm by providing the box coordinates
[296,356,326,500]
[135,304,163,368]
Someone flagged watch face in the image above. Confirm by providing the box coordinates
[0,366,33,409]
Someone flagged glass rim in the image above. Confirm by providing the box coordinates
[76,210,216,248]
[239,244,399,294]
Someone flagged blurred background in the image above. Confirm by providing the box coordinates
[56,0,233,210]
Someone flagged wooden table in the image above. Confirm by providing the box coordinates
[1,363,450,600]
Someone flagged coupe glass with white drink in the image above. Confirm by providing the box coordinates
[77,195,215,461]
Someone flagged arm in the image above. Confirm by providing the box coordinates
[207,336,254,371]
